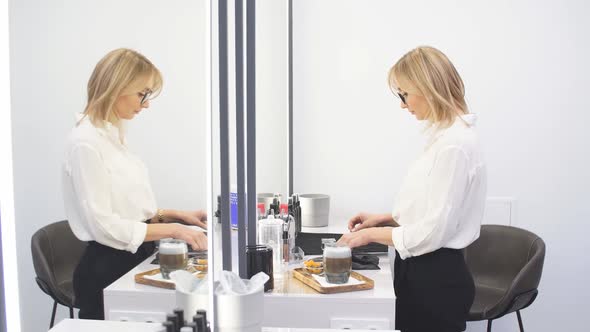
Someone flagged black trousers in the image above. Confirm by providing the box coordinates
[73,241,156,319]
[394,248,475,332]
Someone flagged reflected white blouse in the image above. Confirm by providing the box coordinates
[61,115,156,253]
[391,114,487,259]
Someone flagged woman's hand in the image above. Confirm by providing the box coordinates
[146,223,207,250]
[348,213,386,232]
[337,227,394,248]
[172,224,207,251]
[179,210,208,229]
[337,228,375,248]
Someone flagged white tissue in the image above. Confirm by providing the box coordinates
[171,270,207,293]
[215,271,269,295]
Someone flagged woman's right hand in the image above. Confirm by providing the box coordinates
[172,224,207,251]
[347,213,388,232]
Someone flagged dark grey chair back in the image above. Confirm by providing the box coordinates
[31,220,87,327]
[464,224,545,331]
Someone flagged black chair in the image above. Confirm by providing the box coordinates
[31,220,87,328]
[464,224,545,332]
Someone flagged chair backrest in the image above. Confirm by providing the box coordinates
[31,220,87,306]
[465,224,546,298]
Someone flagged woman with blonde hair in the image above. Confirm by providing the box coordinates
[338,46,486,331]
[62,48,207,319]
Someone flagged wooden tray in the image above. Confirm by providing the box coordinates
[135,267,206,290]
[292,268,374,294]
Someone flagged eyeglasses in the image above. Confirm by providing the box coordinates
[138,89,153,105]
[393,89,408,105]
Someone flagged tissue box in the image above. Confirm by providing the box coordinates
[215,281,264,332]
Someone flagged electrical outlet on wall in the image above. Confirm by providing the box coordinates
[330,317,390,330]
[482,197,516,226]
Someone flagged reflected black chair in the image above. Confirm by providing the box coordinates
[464,224,545,332]
[31,220,87,328]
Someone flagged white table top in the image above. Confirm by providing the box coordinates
[104,223,396,329]
[49,319,165,331]
[106,251,394,301]
[107,221,395,302]
[49,319,399,332]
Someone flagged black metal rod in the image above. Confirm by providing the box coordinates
[288,0,293,196]
[235,0,247,279]
[69,306,74,318]
[517,311,524,332]
[218,0,232,271]
[487,319,493,332]
[50,301,57,328]
[246,0,257,246]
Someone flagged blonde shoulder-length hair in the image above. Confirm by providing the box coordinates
[388,46,468,128]
[83,48,163,127]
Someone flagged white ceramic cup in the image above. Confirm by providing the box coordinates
[299,194,330,227]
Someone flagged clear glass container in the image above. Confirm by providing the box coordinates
[258,216,284,275]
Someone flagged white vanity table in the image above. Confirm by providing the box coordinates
[103,222,397,329]
[49,319,399,332]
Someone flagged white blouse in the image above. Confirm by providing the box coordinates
[61,115,157,253]
[391,114,487,259]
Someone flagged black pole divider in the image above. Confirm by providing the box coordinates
[246,0,257,246]
[218,0,232,271]
[235,0,247,278]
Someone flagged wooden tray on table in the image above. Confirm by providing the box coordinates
[292,268,374,294]
[135,265,207,290]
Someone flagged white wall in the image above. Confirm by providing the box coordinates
[292,0,590,331]
[256,0,289,199]
[9,1,208,331]
[1,1,20,331]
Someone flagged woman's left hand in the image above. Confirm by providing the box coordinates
[337,228,374,248]
[337,227,394,248]
[180,210,208,229]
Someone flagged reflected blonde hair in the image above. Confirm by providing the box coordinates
[388,46,467,128]
[83,48,163,127]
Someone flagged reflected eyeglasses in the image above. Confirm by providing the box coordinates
[138,89,153,105]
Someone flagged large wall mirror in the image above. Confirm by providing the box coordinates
[8,0,213,330]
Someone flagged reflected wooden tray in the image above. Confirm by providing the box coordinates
[135,266,206,290]
[292,268,374,294]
